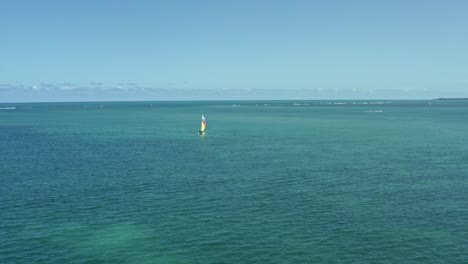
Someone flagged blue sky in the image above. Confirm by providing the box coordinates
[1,0,467,101]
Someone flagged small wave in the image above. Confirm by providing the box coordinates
[369,101,392,105]
[365,110,384,113]
[0,107,16,110]
[326,102,347,105]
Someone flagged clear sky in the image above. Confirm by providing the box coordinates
[1,0,467,101]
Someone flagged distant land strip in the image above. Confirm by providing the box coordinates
[435,98,468,100]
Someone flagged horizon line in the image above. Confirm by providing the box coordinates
[1,98,461,104]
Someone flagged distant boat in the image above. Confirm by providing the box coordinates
[198,114,206,135]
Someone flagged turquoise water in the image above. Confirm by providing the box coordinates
[1,100,468,263]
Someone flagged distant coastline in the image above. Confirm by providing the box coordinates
[434,98,468,100]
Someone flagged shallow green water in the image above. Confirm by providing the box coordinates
[1,100,468,263]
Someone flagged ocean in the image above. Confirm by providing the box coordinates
[1,100,468,263]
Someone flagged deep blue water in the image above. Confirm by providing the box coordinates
[1,100,468,263]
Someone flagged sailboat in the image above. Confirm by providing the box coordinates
[198,114,206,135]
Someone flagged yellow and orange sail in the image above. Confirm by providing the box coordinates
[200,114,206,132]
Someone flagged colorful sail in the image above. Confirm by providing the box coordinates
[200,115,206,132]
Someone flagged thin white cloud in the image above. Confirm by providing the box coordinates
[1,82,466,102]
